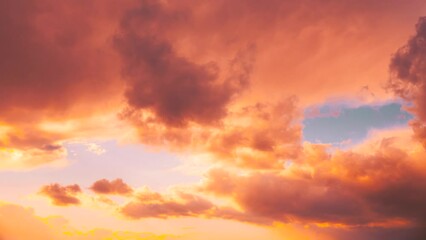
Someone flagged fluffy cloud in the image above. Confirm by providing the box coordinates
[205,99,301,169]
[90,178,133,195]
[389,17,426,147]
[33,130,426,239]
[114,0,255,127]
[202,130,426,239]
[124,98,301,169]
[39,183,82,206]
[115,37,253,127]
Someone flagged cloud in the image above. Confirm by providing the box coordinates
[389,16,426,146]
[0,2,139,121]
[0,145,66,170]
[85,143,106,155]
[0,201,178,240]
[116,35,253,127]
[90,178,133,195]
[39,183,82,206]
[0,0,262,169]
[0,127,68,170]
[0,0,123,122]
[114,0,255,127]
[201,129,426,239]
[0,202,58,240]
[0,0,423,170]
[0,0,127,169]
[124,98,302,169]
[120,188,214,219]
[2,2,426,239]
[167,0,426,106]
[205,99,302,169]
[115,0,426,167]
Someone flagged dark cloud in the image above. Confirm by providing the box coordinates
[39,183,81,206]
[90,178,133,195]
[390,17,426,90]
[389,17,426,146]
[0,0,127,168]
[327,225,426,240]
[0,0,121,122]
[114,0,255,127]
[116,35,233,126]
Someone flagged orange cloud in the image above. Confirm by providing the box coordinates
[113,0,426,169]
[205,99,301,169]
[0,0,126,126]
[124,98,302,169]
[0,126,68,170]
[120,188,214,219]
[1,1,426,239]
[0,0,128,169]
[1,0,424,170]
[0,201,178,240]
[39,183,82,206]
[31,130,426,239]
[158,0,426,106]
[201,130,426,238]
[90,178,133,195]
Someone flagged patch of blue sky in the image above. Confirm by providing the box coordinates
[303,101,412,148]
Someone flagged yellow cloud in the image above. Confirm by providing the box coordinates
[0,202,178,240]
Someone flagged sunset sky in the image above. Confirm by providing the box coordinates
[2,1,426,239]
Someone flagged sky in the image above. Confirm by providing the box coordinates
[1,0,426,239]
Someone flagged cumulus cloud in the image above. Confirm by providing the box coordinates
[201,130,426,239]
[0,0,263,169]
[205,99,302,169]
[90,178,133,195]
[389,17,426,147]
[39,183,82,206]
[116,35,252,127]
[32,131,426,239]
[124,98,301,169]
[115,0,255,127]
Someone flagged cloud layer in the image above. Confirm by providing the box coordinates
[2,1,426,240]
[202,130,426,239]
